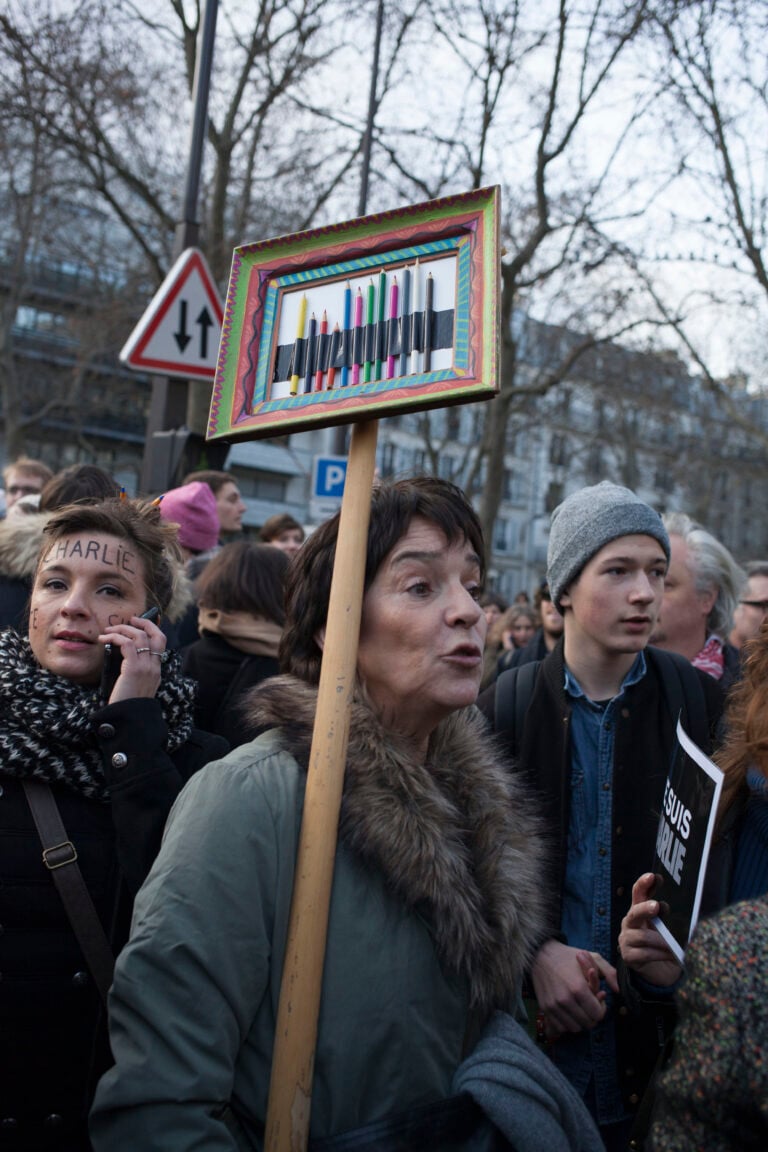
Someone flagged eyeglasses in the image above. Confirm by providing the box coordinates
[740,600,768,612]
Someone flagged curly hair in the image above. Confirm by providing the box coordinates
[717,616,768,817]
[280,476,485,684]
[39,498,183,616]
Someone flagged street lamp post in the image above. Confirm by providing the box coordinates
[140,0,221,492]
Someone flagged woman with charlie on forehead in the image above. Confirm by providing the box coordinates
[0,497,227,1152]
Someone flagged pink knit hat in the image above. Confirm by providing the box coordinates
[159,482,219,553]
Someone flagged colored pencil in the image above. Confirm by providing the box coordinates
[410,259,421,375]
[315,310,328,390]
[327,323,340,389]
[304,312,317,394]
[399,266,411,377]
[340,282,352,388]
[289,295,307,396]
[351,288,363,386]
[374,269,387,381]
[386,276,399,379]
[363,279,375,383]
[423,272,434,372]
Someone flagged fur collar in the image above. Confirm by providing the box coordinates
[248,676,547,1012]
[0,512,49,578]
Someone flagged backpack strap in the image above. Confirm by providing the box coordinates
[646,647,709,751]
[493,659,541,758]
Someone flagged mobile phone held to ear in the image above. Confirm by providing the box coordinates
[100,606,161,700]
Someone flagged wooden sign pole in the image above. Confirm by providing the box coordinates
[264,418,379,1152]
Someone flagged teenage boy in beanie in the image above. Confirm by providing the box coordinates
[479,480,724,1152]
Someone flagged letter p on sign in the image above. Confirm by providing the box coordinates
[315,457,348,499]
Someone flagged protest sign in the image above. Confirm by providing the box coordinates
[651,719,724,963]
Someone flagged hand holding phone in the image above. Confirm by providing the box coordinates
[100,606,161,700]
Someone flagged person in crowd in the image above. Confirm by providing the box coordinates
[0,497,227,1151]
[651,511,744,690]
[2,455,54,512]
[258,511,305,559]
[495,604,539,676]
[0,463,120,633]
[182,469,246,541]
[479,589,508,630]
[479,481,724,1151]
[90,477,562,1150]
[620,890,768,1151]
[514,590,531,605]
[649,895,768,1151]
[478,592,512,689]
[500,579,563,671]
[158,482,222,648]
[159,481,220,565]
[729,560,768,651]
[481,603,537,688]
[181,542,288,747]
[621,613,768,975]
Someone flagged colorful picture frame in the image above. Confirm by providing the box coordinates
[207,186,500,442]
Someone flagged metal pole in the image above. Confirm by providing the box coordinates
[175,0,220,255]
[141,0,220,492]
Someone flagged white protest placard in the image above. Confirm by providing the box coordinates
[651,719,724,964]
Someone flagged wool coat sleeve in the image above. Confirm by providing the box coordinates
[94,697,228,894]
[89,752,284,1151]
[649,899,768,1152]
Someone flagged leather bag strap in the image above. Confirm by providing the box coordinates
[22,778,115,1006]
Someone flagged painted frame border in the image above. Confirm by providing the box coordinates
[207,185,500,442]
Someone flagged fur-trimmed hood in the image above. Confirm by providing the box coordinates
[0,512,49,579]
[247,675,549,1012]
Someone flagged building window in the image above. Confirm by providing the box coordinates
[549,434,568,468]
[380,442,396,477]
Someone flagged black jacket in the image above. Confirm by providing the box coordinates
[0,697,227,1151]
[479,641,724,1117]
[182,632,279,748]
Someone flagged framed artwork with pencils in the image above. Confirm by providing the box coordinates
[207,185,500,442]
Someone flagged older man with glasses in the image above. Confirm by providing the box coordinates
[730,561,768,650]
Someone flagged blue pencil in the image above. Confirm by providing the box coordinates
[399,267,411,377]
[340,281,352,388]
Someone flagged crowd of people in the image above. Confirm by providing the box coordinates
[0,455,765,1152]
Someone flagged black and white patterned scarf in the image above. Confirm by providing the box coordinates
[0,630,195,801]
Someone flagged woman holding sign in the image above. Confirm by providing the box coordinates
[0,497,227,1151]
[90,478,564,1151]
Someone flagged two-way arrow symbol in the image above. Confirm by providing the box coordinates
[174,301,215,358]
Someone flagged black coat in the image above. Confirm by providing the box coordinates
[182,632,279,748]
[0,697,227,1151]
[479,641,724,1119]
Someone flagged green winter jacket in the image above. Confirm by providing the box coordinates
[91,676,547,1150]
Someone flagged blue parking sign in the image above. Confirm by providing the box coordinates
[314,457,348,499]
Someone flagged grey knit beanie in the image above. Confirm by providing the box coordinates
[547,481,670,610]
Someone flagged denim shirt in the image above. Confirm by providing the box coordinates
[551,651,646,1127]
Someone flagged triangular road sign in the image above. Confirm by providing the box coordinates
[120,248,224,380]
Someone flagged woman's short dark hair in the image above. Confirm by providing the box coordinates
[197,542,288,624]
[39,498,183,614]
[281,476,485,684]
[259,513,305,543]
[39,464,121,512]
